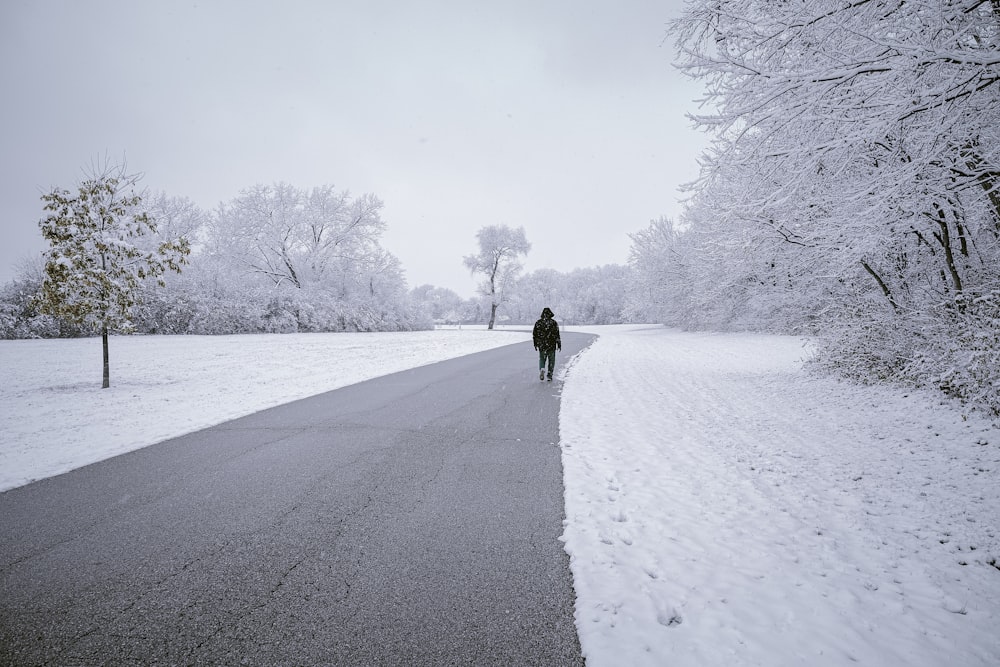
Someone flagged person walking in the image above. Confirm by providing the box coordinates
[532,307,561,382]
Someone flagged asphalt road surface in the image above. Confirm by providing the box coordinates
[0,332,595,666]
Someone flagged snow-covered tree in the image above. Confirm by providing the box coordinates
[507,268,563,323]
[664,0,1000,412]
[463,225,531,329]
[500,265,631,325]
[143,193,206,251]
[210,183,385,290]
[0,258,61,339]
[204,183,416,332]
[557,266,631,324]
[410,284,466,324]
[627,217,686,324]
[36,162,190,387]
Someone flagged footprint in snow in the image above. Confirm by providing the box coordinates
[657,609,683,627]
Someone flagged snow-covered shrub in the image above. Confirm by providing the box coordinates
[808,292,1000,415]
[810,306,916,385]
[904,294,1000,415]
[184,294,267,335]
[132,282,200,335]
[0,278,69,339]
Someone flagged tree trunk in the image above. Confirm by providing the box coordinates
[487,271,498,330]
[102,326,110,389]
[861,260,899,312]
[933,205,964,294]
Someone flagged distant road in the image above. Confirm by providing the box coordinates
[0,332,595,665]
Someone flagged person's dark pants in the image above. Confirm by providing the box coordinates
[538,347,556,377]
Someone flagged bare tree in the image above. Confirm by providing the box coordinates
[464,225,531,329]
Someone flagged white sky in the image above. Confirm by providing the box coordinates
[0,0,706,297]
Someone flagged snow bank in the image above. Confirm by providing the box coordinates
[559,325,1000,666]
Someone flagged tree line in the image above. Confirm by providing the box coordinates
[411,263,630,327]
[1,165,423,342]
[0,170,634,347]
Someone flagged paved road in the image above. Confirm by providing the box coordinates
[0,332,595,666]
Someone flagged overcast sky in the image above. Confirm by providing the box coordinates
[0,0,706,297]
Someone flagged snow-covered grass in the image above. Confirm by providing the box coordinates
[2,325,998,665]
[560,325,1000,666]
[0,329,528,491]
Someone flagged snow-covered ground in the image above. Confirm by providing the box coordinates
[560,325,1000,666]
[2,325,998,665]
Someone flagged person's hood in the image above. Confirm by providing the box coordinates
[541,307,554,319]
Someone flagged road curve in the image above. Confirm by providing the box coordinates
[0,331,595,666]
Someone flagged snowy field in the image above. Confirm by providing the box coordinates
[2,326,999,665]
[561,325,1000,666]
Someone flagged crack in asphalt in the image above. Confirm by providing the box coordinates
[40,536,237,666]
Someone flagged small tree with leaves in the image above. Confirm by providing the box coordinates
[463,225,530,329]
[36,161,190,388]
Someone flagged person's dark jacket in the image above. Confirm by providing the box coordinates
[532,308,561,352]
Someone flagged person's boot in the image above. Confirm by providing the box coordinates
[540,369,545,381]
